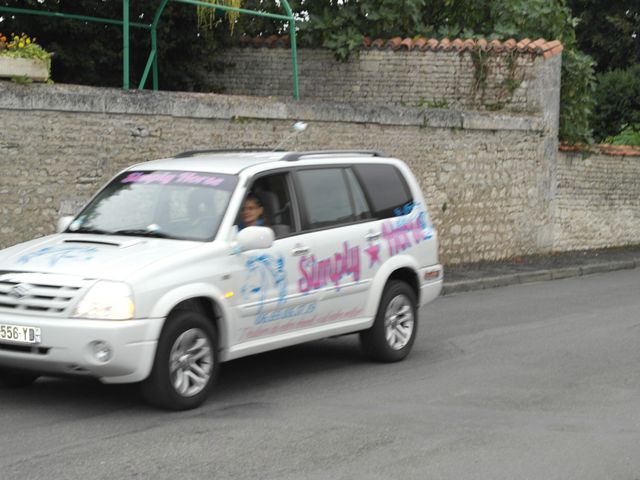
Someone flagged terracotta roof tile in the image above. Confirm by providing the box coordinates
[559,143,640,156]
[598,144,640,156]
[265,35,280,48]
[387,37,403,50]
[544,45,564,59]
[400,37,414,50]
[461,39,476,51]
[252,36,267,47]
[237,35,563,59]
[516,38,531,52]
[529,38,547,53]
[412,38,427,50]
[489,39,504,53]
[371,38,385,49]
[544,40,562,50]
[439,38,453,51]
[424,38,440,51]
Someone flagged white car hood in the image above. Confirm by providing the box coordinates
[0,234,203,280]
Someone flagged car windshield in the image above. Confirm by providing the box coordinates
[67,170,238,241]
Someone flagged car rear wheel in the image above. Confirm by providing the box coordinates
[0,369,39,388]
[141,309,218,410]
[360,280,417,362]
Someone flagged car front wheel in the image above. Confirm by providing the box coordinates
[141,309,218,410]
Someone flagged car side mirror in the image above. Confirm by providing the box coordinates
[236,226,274,252]
[57,216,74,233]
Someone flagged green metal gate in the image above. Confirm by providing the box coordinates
[0,0,300,99]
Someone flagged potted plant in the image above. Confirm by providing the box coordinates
[0,33,51,82]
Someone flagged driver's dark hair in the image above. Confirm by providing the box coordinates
[245,192,263,207]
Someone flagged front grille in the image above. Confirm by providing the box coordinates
[0,343,50,355]
[0,273,91,315]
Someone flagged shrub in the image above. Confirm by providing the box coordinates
[591,64,640,142]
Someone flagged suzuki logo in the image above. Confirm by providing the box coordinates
[9,283,33,299]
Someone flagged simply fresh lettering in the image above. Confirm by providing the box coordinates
[121,171,224,187]
[382,210,432,256]
[298,242,360,293]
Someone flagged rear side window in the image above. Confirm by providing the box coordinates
[353,164,413,219]
[297,168,355,229]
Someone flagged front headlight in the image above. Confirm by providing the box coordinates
[74,281,135,320]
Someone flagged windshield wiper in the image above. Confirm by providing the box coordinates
[112,229,172,239]
[68,227,111,235]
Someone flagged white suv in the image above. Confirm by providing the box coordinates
[0,150,442,409]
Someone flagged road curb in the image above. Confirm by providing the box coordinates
[442,259,639,296]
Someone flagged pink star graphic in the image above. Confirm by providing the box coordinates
[365,243,381,267]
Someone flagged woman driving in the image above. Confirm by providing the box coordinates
[238,193,265,229]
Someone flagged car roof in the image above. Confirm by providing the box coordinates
[126,150,392,175]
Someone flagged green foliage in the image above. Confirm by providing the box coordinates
[591,65,640,142]
[0,0,221,91]
[607,126,640,147]
[490,0,578,42]
[568,0,639,73]
[293,0,429,61]
[197,0,242,32]
[559,49,596,144]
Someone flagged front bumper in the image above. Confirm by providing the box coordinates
[0,312,164,384]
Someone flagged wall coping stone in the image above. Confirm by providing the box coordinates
[0,82,543,132]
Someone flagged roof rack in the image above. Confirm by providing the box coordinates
[281,150,387,162]
[173,148,281,159]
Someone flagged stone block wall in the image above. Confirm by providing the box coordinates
[0,83,554,265]
[1,83,637,265]
[553,151,640,251]
[210,47,554,116]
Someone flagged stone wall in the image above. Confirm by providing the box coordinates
[1,82,637,265]
[0,82,556,265]
[553,151,640,251]
[210,47,555,116]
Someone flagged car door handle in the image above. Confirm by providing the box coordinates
[365,232,381,241]
[291,246,310,256]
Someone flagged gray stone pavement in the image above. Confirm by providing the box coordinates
[443,245,640,295]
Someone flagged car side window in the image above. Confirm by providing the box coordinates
[297,168,356,229]
[239,172,295,239]
[353,164,413,219]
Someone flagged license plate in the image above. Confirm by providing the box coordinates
[0,323,41,344]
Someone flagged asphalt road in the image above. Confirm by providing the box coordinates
[2,269,640,480]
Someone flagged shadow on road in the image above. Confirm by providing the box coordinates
[0,335,373,414]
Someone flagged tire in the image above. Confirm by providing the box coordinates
[0,370,39,388]
[360,280,418,362]
[140,309,219,410]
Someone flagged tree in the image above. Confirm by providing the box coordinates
[568,0,639,72]
[0,0,223,91]
[591,65,640,141]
